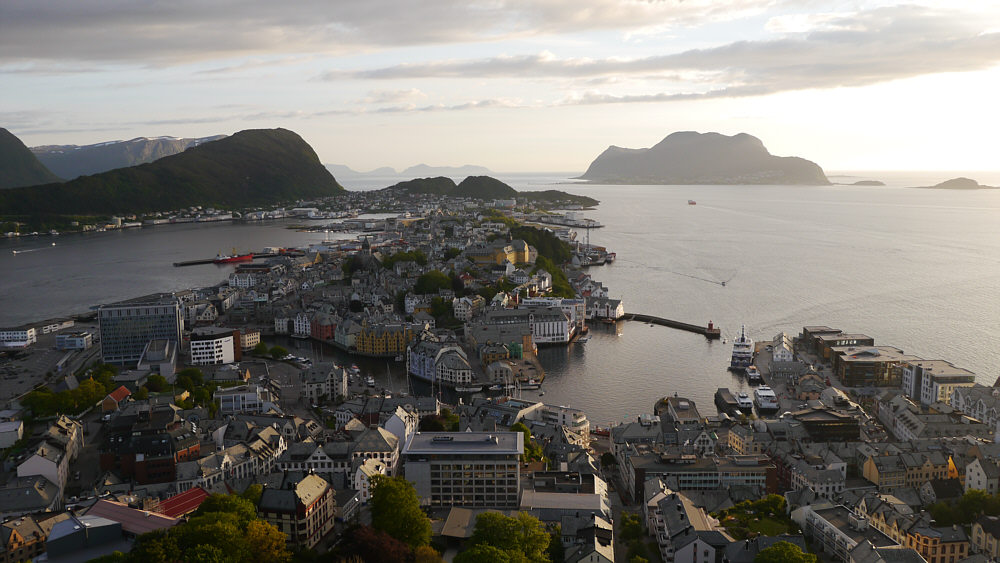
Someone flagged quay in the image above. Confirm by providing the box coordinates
[622,313,721,339]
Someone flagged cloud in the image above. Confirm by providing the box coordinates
[0,0,773,64]
[357,88,428,105]
[326,6,1000,100]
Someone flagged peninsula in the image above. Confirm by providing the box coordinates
[577,131,830,185]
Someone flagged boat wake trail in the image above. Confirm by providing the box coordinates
[618,258,736,287]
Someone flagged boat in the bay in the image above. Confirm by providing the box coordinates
[753,386,779,414]
[745,365,763,384]
[214,251,254,264]
[714,388,740,416]
[729,325,754,370]
[736,392,754,414]
[520,378,542,390]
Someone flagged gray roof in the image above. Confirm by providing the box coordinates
[403,431,523,456]
[259,473,330,513]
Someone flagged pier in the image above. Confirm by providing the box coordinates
[173,253,286,267]
[622,313,721,339]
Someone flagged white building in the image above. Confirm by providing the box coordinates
[452,295,486,322]
[55,332,93,350]
[902,359,976,405]
[189,327,237,365]
[17,441,69,494]
[772,332,795,362]
[215,384,278,414]
[293,312,311,338]
[0,327,37,349]
[0,420,24,449]
[353,458,388,503]
[229,272,257,288]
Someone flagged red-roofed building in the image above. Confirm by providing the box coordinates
[158,486,210,518]
[102,386,132,412]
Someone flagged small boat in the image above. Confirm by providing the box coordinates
[520,379,542,390]
[394,355,403,362]
[365,376,376,387]
[736,392,754,414]
[714,388,740,416]
[488,384,504,391]
[688,200,697,205]
[455,385,483,393]
[745,366,763,384]
[577,335,591,343]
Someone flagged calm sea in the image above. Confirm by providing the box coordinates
[3,170,1000,425]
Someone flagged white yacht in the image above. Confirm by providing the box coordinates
[753,386,779,414]
[736,392,754,414]
[729,325,754,370]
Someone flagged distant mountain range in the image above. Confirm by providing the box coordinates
[0,128,344,215]
[327,163,492,178]
[31,135,227,180]
[578,131,830,185]
[0,128,62,188]
[381,175,598,206]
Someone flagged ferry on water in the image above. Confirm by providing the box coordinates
[736,392,754,414]
[745,365,763,384]
[714,388,740,416]
[753,386,780,414]
[729,325,754,370]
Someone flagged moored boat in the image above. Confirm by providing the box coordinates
[714,388,740,416]
[520,378,542,390]
[455,385,483,393]
[736,392,754,414]
[745,365,763,384]
[753,386,779,414]
[214,251,254,264]
[729,325,754,370]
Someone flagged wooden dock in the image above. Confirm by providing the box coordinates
[623,313,721,339]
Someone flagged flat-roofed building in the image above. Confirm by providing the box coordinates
[792,503,896,563]
[55,331,93,350]
[98,294,182,364]
[0,326,37,349]
[403,431,523,509]
[800,326,842,352]
[817,333,875,360]
[900,359,977,406]
[830,346,920,387]
[189,327,240,365]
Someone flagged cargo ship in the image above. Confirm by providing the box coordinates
[214,252,254,264]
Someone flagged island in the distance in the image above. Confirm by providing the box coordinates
[577,131,830,185]
[913,177,997,190]
[381,175,598,207]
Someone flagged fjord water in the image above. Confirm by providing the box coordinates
[3,172,1000,425]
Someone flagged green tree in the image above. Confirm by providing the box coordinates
[620,512,644,543]
[193,494,257,525]
[370,475,431,548]
[244,519,292,563]
[454,544,515,563]
[253,342,269,355]
[414,270,451,294]
[177,367,205,386]
[146,373,168,392]
[241,484,263,506]
[753,541,817,563]
[600,452,617,467]
[269,346,289,360]
[134,386,150,401]
[464,512,550,563]
[414,545,445,563]
[959,489,992,520]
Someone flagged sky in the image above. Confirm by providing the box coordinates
[2,0,1000,173]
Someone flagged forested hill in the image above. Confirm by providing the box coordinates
[0,128,344,215]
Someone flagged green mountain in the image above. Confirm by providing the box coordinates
[455,176,518,199]
[32,135,227,180]
[383,175,597,206]
[579,131,830,185]
[0,128,344,215]
[0,128,62,189]
[388,176,457,195]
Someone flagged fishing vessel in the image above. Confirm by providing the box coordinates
[455,385,483,393]
[729,325,754,370]
[520,378,542,390]
[214,251,254,264]
[688,200,697,205]
[753,386,779,414]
